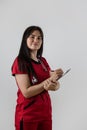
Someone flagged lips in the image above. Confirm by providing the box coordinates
[33,43,39,46]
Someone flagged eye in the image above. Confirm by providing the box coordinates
[38,37,42,40]
[29,35,35,39]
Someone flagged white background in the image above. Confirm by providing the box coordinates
[0,0,87,130]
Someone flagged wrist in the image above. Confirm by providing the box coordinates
[40,81,45,90]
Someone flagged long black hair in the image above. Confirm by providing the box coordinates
[17,26,44,74]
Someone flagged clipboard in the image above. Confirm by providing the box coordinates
[58,68,71,80]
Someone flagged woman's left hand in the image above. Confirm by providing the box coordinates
[50,68,63,82]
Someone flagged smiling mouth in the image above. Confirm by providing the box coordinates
[33,43,39,46]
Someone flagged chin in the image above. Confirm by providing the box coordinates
[31,48,39,51]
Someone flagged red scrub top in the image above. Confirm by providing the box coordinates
[11,57,52,127]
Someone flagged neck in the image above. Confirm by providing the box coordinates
[30,51,38,61]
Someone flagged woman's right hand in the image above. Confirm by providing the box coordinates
[43,78,60,91]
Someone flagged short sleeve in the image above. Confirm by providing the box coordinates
[11,57,27,76]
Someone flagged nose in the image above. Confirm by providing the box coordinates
[34,37,39,43]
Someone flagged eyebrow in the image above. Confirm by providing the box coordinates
[30,34,42,37]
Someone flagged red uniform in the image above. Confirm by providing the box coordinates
[12,57,52,130]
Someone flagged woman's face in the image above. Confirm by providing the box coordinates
[26,30,42,51]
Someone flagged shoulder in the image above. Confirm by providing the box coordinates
[11,57,19,76]
[11,57,27,76]
[40,57,49,63]
[40,57,47,62]
[11,57,18,70]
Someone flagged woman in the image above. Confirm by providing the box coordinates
[11,26,63,130]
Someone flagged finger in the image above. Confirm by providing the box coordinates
[55,69,63,75]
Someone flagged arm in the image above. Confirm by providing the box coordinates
[15,71,60,98]
[15,74,45,98]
